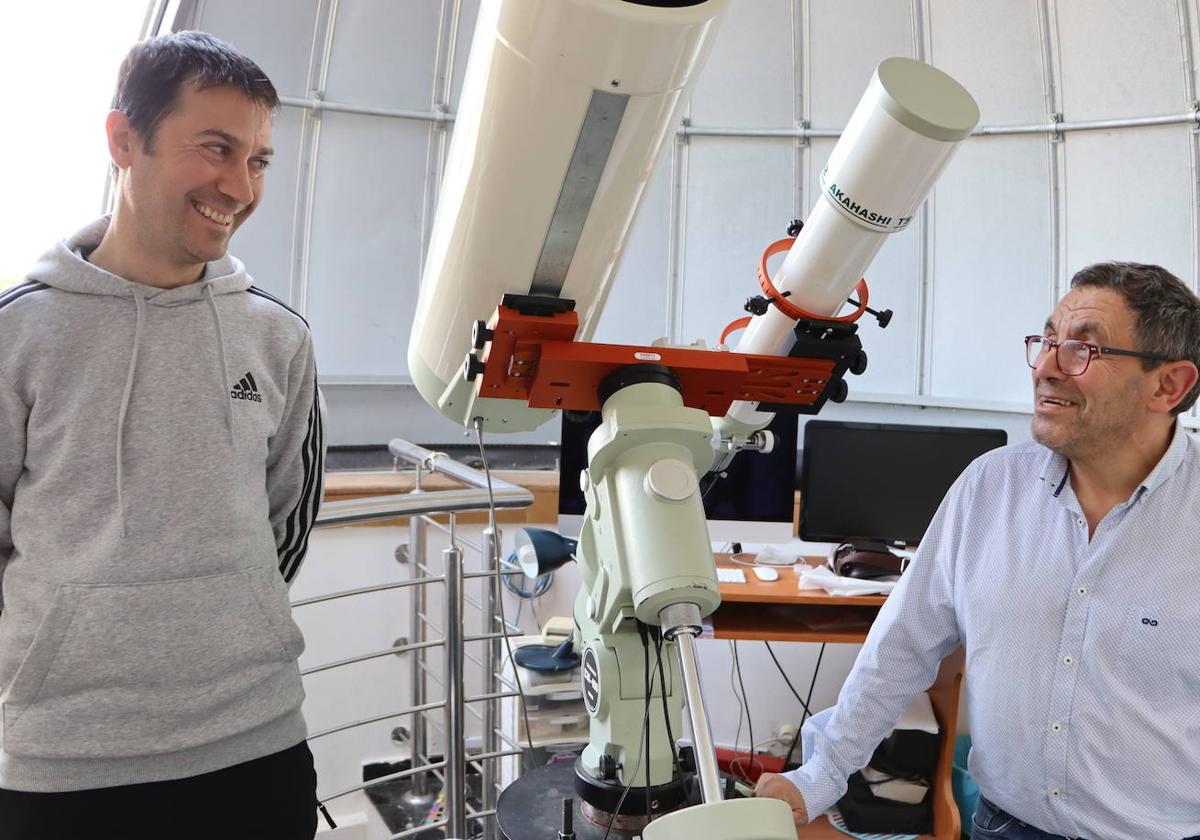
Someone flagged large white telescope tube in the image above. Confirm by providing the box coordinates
[722,57,979,431]
[408,0,728,432]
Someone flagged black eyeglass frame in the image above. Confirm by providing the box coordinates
[1024,335,1174,376]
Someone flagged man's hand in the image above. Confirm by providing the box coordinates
[754,773,809,830]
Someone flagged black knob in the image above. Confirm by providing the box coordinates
[472,319,494,350]
[829,379,849,404]
[744,295,771,316]
[462,353,487,382]
[847,297,893,329]
[849,350,868,376]
[786,218,805,237]
[598,754,618,781]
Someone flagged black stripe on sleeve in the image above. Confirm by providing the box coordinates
[247,286,310,328]
[283,390,325,582]
[279,374,324,582]
[0,282,49,312]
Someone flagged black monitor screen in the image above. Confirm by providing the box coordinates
[798,421,1006,546]
[559,411,798,524]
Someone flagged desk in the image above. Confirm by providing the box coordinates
[706,557,964,840]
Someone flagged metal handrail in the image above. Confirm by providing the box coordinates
[290,576,444,608]
[315,485,530,527]
[307,701,445,741]
[302,438,533,838]
[300,639,443,677]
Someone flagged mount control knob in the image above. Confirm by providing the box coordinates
[644,459,697,502]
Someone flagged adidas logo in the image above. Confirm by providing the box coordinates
[230,372,263,403]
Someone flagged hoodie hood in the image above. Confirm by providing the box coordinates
[27,215,252,302]
[26,216,251,532]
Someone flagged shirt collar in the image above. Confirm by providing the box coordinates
[1138,421,1190,496]
[1037,421,1190,499]
[1038,447,1071,497]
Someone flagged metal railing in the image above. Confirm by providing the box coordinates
[298,439,533,839]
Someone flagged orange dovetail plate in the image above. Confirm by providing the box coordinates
[477,304,840,413]
[531,341,750,414]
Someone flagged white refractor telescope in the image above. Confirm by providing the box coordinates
[406,2,978,838]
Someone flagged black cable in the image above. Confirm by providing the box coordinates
[781,724,802,772]
[782,642,826,770]
[700,468,727,501]
[801,642,825,727]
[603,639,665,840]
[641,623,652,828]
[763,641,814,719]
[655,631,681,775]
[473,421,537,771]
[731,641,756,781]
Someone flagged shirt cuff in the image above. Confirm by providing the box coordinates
[781,755,847,822]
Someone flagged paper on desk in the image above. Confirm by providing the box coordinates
[795,563,898,597]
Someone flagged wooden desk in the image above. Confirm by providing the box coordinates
[707,557,964,840]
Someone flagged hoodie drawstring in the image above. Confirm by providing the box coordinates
[205,285,235,445]
[116,291,145,535]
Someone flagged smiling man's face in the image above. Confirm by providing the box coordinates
[1031,286,1154,459]
[120,82,273,272]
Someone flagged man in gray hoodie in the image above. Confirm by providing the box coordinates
[0,32,325,839]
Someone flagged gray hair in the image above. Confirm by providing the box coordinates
[1070,262,1200,415]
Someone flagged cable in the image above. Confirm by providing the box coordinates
[500,555,554,599]
[603,636,665,840]
[782,642,826,770]
[763,641,814,719]
[641,623,652,827]
[501,552,552,634]
[801,642,825,727]
[473,419,537,771]
[655,631,681,776]
[728,554,761,567]
[729,642,745,764]
[730,641,763,782]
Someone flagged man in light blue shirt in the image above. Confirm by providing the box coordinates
[756,262,1200,839]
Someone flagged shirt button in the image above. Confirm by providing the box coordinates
[1076,518,1085,528]
[1077,587,1087,596]
[1063,656,1074,666]
[1051,788,1061,798]
[1051,722,1062,732]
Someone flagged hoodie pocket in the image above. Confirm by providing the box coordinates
[1,568,306,759]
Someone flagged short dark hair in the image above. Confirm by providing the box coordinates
[111,31,279,152]
[1070,261,1200,414]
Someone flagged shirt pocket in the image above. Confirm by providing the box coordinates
[1113,604,1199,705]
[1,567,305,759]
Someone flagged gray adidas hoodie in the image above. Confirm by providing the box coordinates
[0,216,324,792]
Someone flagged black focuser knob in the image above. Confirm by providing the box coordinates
[472,319,494,350]
[462,353,487,382]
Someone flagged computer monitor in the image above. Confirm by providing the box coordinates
[798,420,1006,548]
[557,411,799,544]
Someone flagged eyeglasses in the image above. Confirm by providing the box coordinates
[1024,335,1173,376]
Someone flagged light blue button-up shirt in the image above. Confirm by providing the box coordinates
[784,425,1200,839]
